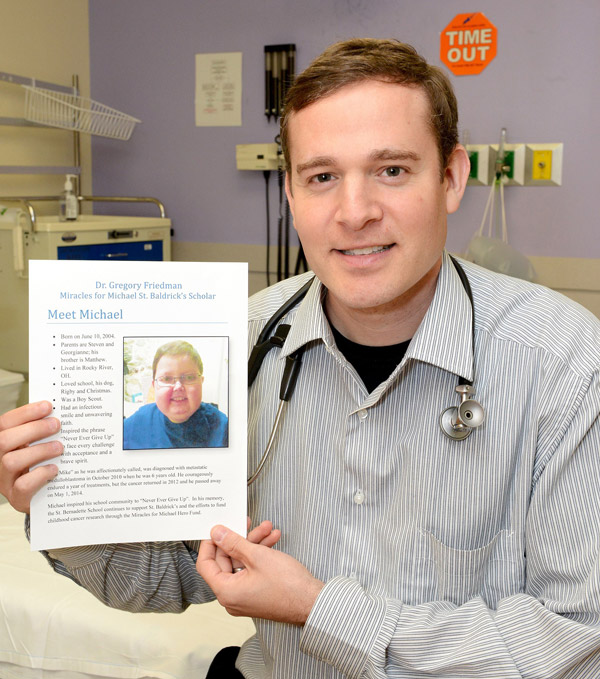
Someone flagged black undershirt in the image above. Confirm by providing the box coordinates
[330,325,411,393]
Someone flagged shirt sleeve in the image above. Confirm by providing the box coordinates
[28,521,216,612]
[300,372,600,678]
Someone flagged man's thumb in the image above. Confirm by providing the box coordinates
[211,525,246,559]
[211,525,228,543]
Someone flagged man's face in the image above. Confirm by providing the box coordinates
[153,354,204,423]
[285,80,468,333]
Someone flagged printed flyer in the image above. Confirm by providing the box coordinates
[28,259,247,550]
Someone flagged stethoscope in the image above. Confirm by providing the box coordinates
[247,256,484,486]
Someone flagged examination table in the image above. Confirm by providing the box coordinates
[0,502,255,679]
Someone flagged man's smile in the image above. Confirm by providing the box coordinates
[338,244,394,256]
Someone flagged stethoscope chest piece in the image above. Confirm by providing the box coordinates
[440,384,485,440]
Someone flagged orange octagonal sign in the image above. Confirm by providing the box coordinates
[440,12,497,76]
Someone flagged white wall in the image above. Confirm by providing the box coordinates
[0,0,92,205]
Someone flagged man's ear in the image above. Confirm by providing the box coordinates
[445,144,470,215]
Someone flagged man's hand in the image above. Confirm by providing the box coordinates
[229,518,281,572]
[0,401,63,513]
[197,524,324,625]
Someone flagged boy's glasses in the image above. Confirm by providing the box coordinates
[155,373,202,388]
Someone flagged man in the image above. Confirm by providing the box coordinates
[1,39,599,678]
[123,340,228,449]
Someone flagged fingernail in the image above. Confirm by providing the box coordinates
[212,526,227,543]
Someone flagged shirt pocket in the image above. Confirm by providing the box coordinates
[421,528,525,607]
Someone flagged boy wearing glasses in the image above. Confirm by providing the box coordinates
[123,340,228,450]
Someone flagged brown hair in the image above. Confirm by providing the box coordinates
[152,340,203,378]
[280,38,459,179]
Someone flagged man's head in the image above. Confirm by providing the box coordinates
[282,39,470,343]
[281,38,459,179]
[152,341,204,423]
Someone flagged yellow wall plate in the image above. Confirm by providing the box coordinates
[525,143,563,186]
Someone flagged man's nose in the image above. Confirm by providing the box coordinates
[334,176,383,230]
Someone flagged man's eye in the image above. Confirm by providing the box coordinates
[312,173,333,183]
[384,166,404,177]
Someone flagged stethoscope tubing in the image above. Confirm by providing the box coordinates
[247,399,287,486]
[247,257,483,484]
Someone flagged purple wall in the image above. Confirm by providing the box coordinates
[89,0,600,258]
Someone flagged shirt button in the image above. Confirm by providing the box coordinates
[353,490,365,505]
[357,409,368,421]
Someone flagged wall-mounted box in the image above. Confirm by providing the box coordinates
[466,144,493,185]
[524,143,563,186]
[490,143,526,185]
[236,143,280,171]
[465,142,563,188]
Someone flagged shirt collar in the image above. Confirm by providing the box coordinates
[407,251,474,382]
[279,251,474,382]
[279,275,332,357]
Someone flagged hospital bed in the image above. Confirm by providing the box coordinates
[0,502,255,679]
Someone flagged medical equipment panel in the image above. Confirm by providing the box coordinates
[25,215,170,261]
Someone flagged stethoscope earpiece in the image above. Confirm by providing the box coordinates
[440,384,485,440]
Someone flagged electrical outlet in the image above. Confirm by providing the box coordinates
[236,143,281,171]
[524,143,563,186]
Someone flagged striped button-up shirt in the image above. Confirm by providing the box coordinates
[46,252,600,678]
